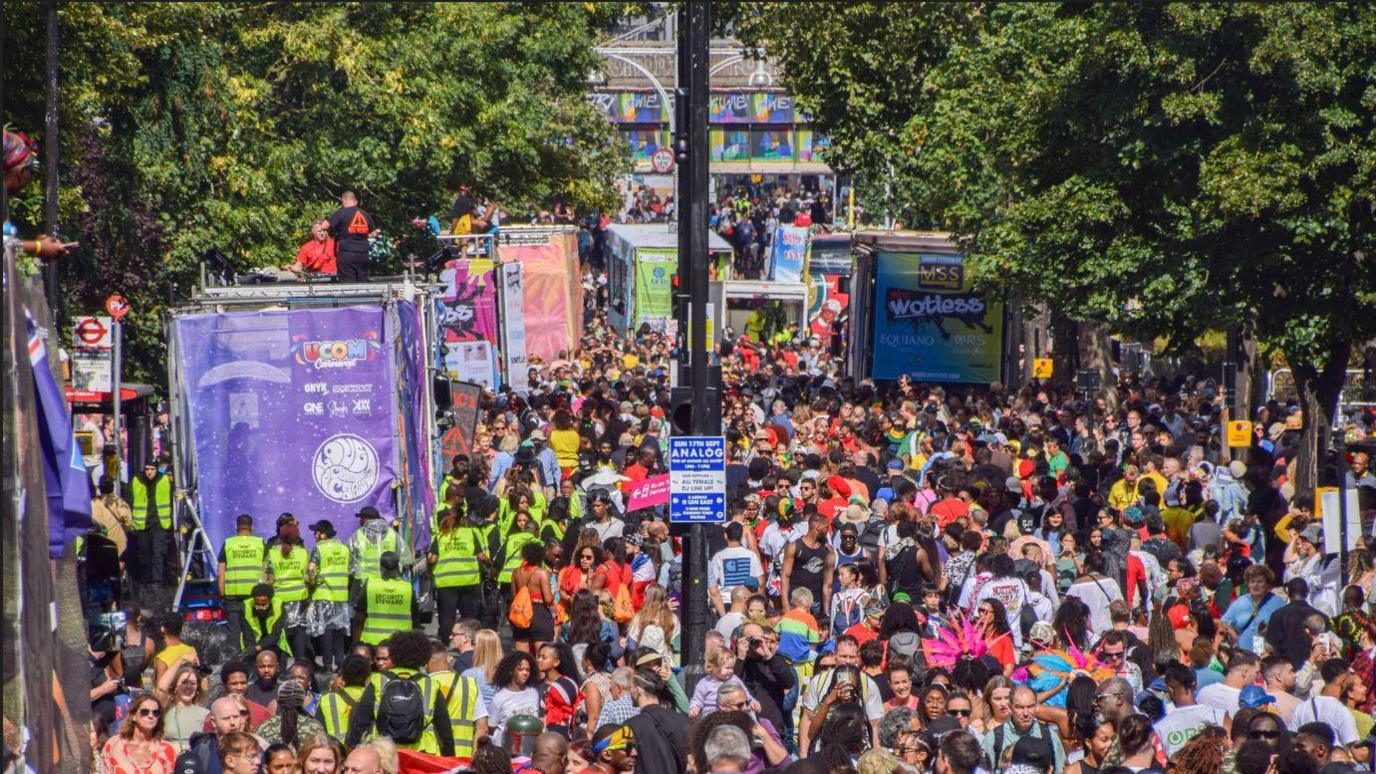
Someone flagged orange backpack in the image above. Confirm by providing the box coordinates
[509,586,534,629]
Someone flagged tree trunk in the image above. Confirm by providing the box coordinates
[1289,340,1352,495]
[1050,311,1077,391]
[1078,320,1119,412]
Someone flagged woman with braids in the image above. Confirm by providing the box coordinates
[257,678,324,746]
[1168,725,1228,774]
[812,701,870,765]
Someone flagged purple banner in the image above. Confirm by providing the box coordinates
[438,259,498,344]
[175,308,398,549]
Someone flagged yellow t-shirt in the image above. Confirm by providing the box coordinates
[156,642,197,668]
[623,354,640,370]
[549,427,581,470]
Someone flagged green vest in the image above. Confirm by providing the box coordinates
[222,535,266,598]
[129,476,172,531]
[362,577,413,645]
[542,519,566,543]
[243,599,290,655]
[267,545,310,602]
[312,539,351,602]
[433,527,482,589]
[367,668,440,754]
[353,528,399,581]
[498,531,540,584]
[427,669,481,759]
[318,684,365,742]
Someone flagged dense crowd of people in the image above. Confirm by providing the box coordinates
[81,267,1376,773]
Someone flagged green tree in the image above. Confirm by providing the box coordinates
[734,2,1376,491]
[3,2,632,386]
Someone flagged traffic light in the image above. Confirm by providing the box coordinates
[670,364,722,435]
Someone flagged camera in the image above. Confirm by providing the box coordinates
[748,637,764,650]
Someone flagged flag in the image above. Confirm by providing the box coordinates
[396,749,471,774]
[27,313,93,557]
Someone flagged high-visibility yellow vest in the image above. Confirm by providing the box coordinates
[129,476,172,531]
[318,684,365,742]
[367,668,441,754]
[312,539,351,603]
[433,527,482,589]
[352,529,399,581]
[267,545,310,602]
[498,531,540,585]
[243,599,290,655]
[427,669,482,759]
[222,535,266,598]
[542,518,566,543]
[361,577,412,645]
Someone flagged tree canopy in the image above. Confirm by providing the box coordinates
[734,2,1375,487]
[4,1,633,385]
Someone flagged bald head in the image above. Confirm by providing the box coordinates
[344,746,382,774]
[1010,685,1038,731]
[532,732,569,774]
[340,190,358,205]
[209,696,246,735]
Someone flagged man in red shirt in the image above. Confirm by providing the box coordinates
[817,476,851,524]
[928,476,970,529]
[290,219,337,274]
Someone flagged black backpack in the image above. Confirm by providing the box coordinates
[377,671,428,745]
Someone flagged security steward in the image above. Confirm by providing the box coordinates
[306,519,352,672]
[317,653,371,743]
[356,551,414,646]
[218,514,265,649]
[129,458,175,597]
[243,583,289,655]
[264,513,310,659]
[349,505,399,639]
[425,638,488,759]
[345,629,455,755]
[427,503,491,642]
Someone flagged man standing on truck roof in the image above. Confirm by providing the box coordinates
[328,190,376,283]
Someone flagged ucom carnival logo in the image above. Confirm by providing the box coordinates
[291,332,380,370]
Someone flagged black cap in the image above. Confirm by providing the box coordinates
[308,520,335,537]
[276,512,297,528]
[357,505,381,520]
[1011,736,1054,768]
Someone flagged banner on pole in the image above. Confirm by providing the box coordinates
[768,225,811,283]
[626,473,671,512]
[500,262,530,394]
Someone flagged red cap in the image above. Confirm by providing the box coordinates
[1167,603,1193,630]
[826,475,852,498]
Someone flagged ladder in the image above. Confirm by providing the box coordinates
[172,492,219,610]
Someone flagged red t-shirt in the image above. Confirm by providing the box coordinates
[929,497,970,529]
[817,496,848,524]
[845,622,879,647]
[1125,553,1145,608]
[295,237,337,274]
[987,632,1016,670]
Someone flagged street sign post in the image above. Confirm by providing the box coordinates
[71,315,114,392]
[669,436,726,524]
[105,294,130,319]
[651,147,675,174]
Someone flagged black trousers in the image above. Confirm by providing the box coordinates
[336,254,370,282]
[436,585,485,641]
[312,628,350,671]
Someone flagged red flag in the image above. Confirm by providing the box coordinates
[396,749,467,774]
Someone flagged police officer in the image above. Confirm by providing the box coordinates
[306,520,351,671]
[357,551,414,646]
[218,514,265,649]
[264,513,310,660]
[129,458,175,601]
[428,505,491,644]
[348,505,399,639]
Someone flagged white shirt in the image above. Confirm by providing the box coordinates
[759,522,805,564]
[801,669,884,723]
[1289,694,1359,745]
[590,517,625,542]
[709,546,763,598]
[488,686,540,745]
[974,578,1031,648]
[1196,682,1241,714]
[1066,576,1124,636]
[716,611,746,640]
[1154,704,1228,756]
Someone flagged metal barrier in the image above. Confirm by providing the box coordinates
[1265,368,1374,425]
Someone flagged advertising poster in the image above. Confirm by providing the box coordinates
[711,128,751,162]
[586,92,618,120]
[439,381,483,467]
[710,92,754,123]
[807,275,849,346]
[870,252,1004,383]
[752,93,795,124]
[175,308,399,548]
[500,262,530,394]
[438,259,498,343]
[768,225,811,283]
[634,248,676,331]
[621,128,671,159]
[750,129,796,162]
[618,92,670,123]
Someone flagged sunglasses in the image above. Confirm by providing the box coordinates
[948,708,972,717]
[137,707,162,718]
[1249,729,1281,740]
